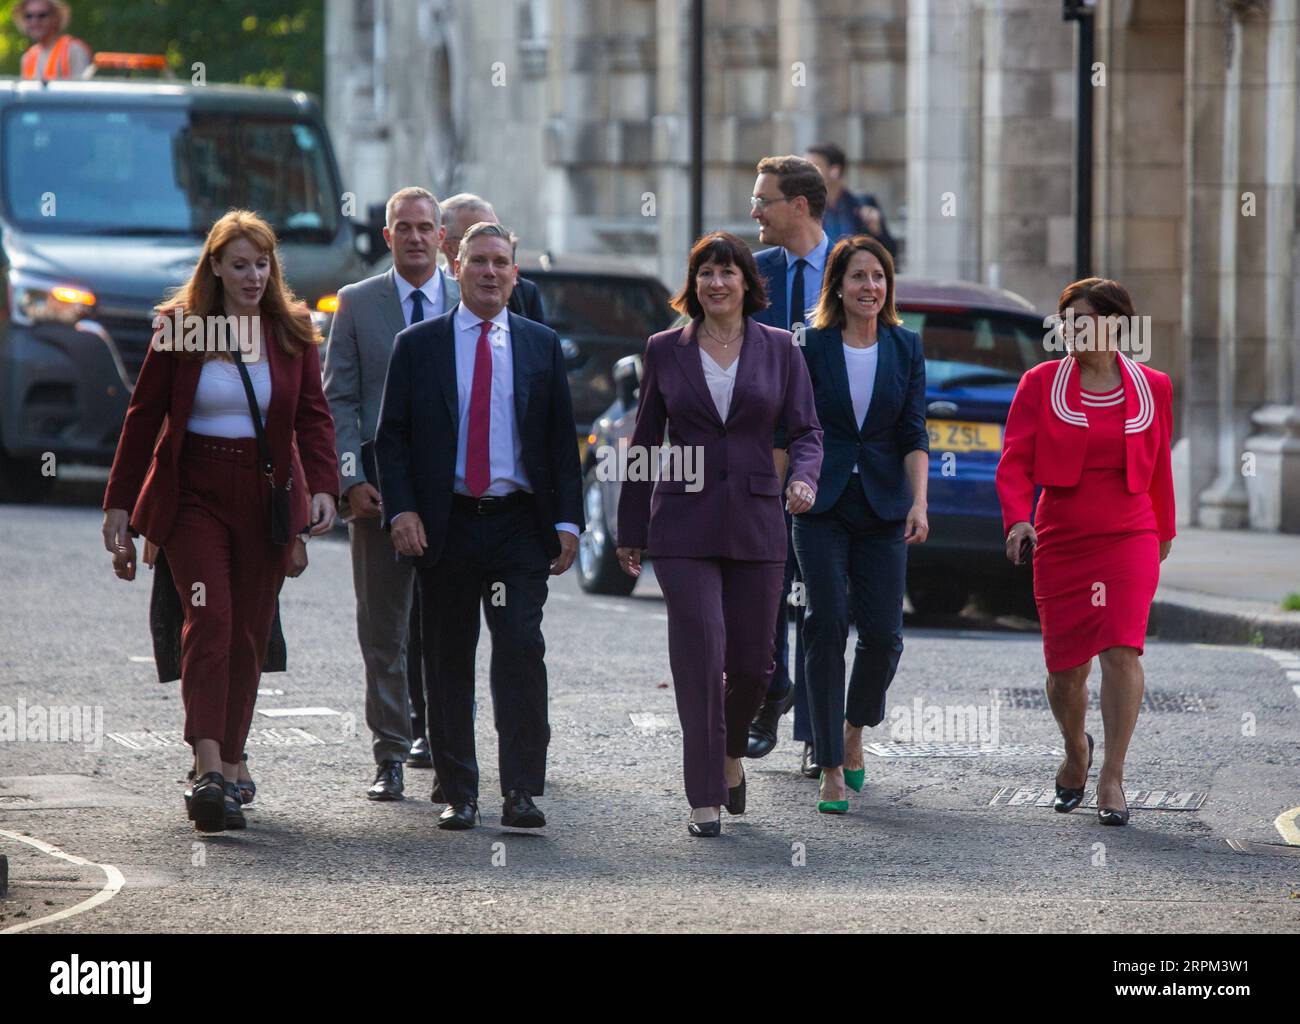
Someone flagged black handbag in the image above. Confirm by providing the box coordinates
[234,356,292,545]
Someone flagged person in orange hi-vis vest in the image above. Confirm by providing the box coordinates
[16,0,92,81]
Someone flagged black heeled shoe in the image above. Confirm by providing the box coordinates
[687,818,721,838]
[1053,733,1094,814]
[725,768,746,816]
[1098,784,1130,826]
[189,771,226,833]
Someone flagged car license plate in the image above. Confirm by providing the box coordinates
[926,420,1002,452]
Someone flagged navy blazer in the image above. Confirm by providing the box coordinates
[509,275,547,325]
[373,308,584,568]
[800,323,928,521]
[616,318,822,561]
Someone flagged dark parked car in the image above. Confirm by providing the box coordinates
[576,277,1051,612]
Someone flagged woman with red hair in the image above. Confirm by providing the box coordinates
[102,210,338,833]
[996,278,1174,827]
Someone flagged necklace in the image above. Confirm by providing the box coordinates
[703,324,743,349]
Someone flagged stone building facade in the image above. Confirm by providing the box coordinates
[325,0,1300,533]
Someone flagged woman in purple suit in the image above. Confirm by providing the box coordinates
[616,232,823,837]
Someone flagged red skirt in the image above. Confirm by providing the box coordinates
[1033,529,1159,672]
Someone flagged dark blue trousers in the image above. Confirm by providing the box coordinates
[768,509,813,743]
[792,482,906,768]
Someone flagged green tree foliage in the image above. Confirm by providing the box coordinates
[0,0,324,96]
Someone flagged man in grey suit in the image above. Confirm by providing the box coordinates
[324,186,460,801]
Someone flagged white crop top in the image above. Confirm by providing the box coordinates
[187,359,271,438]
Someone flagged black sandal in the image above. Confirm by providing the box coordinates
[223,779,247,830]
[1053,733,1094,813]
[190,771,227,833]
[238,751,256,805]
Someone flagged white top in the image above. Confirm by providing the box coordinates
[394,270,445,326]
[699,348,738,421]
[187,359,271,438]
[843,342,879,474]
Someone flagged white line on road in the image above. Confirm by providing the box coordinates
[128,656,154,664]
[1275,807,1300,847]
[0,829,124,934]
[257,707,340,718]
[1293,685,1300,702]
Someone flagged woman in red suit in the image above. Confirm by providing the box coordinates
[101,210,338,833]
[996,278,1174,826]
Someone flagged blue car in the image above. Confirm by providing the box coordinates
[577,277,1049,616]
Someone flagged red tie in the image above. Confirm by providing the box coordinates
[465,320,493,497]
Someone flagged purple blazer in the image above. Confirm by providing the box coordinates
[617,318,822,561]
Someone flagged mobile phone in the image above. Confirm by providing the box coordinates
[1017,534,1035,562]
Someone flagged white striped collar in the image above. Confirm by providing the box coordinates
[1049,354,1154,433]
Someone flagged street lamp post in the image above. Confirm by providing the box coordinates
[1063,0,1097,280]
[689,0,704,245]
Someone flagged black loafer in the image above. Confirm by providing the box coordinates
[501,789,546,828]
[438,802,479,830]
[687,818,721,838]
[799,742,820,779]
[746,685,795,759]
[407,737,433,769]
[367,759,404,801]
[190,771,226,833]
[725,768,746,816]
[1053,733,1094,814]
[223,780,247,830]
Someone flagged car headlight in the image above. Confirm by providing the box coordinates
[9,271,97,327]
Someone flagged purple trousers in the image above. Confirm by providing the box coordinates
[654,557,785,808]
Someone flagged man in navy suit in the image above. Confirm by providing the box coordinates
[746,155,831,775]
[375,222,584,831]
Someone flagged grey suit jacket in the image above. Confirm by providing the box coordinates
[324,267,459,494]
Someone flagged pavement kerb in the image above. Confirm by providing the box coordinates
[1152,585,1300,649]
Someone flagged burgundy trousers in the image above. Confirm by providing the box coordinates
[166,433,287,764]
[654,557,785,808]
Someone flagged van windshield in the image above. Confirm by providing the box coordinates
[2,106,340,240]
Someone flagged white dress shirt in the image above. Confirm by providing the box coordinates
[395,270,445,326]
[452,303,579,537]
[783,231,830,325]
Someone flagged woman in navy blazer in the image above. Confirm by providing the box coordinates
[616,232,822,837]
[791,236,930,813]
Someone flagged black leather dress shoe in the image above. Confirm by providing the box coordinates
[367,759,405,801]
[725,768,746,816]
[407,737,433,769]
[437,802,479,830]
[431,776,446,803]
[746,685,796,759]
[501,789,546,828]
[799,742,821,778]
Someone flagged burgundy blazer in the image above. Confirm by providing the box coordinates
[103,327,338,546]
[616,318,822,561]
[995,353,1176,541]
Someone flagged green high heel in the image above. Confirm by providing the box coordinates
[817,771,848,814]
[843,767,865,792]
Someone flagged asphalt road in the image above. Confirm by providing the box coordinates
[1,499,1297,934]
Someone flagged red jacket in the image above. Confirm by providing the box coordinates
[103,330,338,545]
[995,353,1176,541]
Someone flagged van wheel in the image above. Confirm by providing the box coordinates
[576,468,636,596]
[0,453,55,503]
[908,576,970,618]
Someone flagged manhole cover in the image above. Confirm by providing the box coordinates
[990,688,1208,712]
[866,742,1064,758]
[107,727,325,750]
[988,786,1206,810]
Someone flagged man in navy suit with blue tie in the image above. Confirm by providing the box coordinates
[746,156,832,776]
[375,222,584,831]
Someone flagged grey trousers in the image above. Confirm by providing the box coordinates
[349,515,416,763]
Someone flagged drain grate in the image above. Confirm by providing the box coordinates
[988,786,1206,810]
[866,742,1064,758]
[990,688,1209,713]
[107,727,325,750]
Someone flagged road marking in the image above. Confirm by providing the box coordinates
[1293,685,1300,702]
[0,830,124,934]
[628,712,678,735]
[128,656,154,664]
[870,742,1064,758]
[1276,807,1300,846]
[257,688,285,696]
[257,707,339,718]
[1286,670,1300,681]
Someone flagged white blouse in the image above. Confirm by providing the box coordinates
[699,348,738,421]
[187,358,271,438]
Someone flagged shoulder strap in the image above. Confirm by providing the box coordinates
[232,358,275,481]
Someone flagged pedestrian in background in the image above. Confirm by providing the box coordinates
[806,143,898,262]
[324,186,459,802]
[746,154,831,777]
[15,0,91,80]
[792,236,929,814]
[439,193,547,325]
[616,231,822,837]
[102,209,338,834]
[996,277,1175,826]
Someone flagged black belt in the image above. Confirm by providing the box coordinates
[452,491,531,516]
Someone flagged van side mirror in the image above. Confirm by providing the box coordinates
[613,354,641,409]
